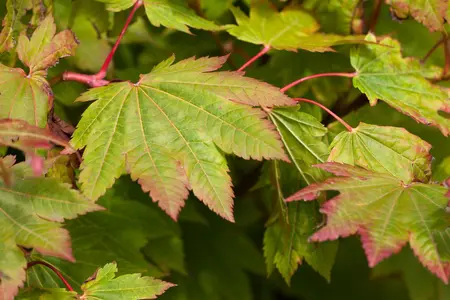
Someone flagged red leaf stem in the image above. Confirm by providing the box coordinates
[237,45,271,72]
[26,261,75,292]
[293,98,354,132]
[280,72,356,93]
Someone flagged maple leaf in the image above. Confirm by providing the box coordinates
[227,1,366,52]
[71,55,291,221]
[351,34,450,136]
[94,0,220,33]
[0,162,102,300]
[386,0,447,32]
[0,0,32,52]
[0,15,77,127]
[80,262,174,300]
[286,163,450,283]
[17,288,77,299]
[329,122,432,183]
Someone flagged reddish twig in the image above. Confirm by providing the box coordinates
[421,36,445,64]
[281,72,356,93]
[27,261,75,292]
[237,46,271,72]
[368,0,382,32]
[293,98,354,132]
[62,0,143,87]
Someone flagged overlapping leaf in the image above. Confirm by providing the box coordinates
[227,1,366,52]
[80,262,173,300]
[0,160,102,300]
[386,0,447,32]
[329,122,432,183]
[0,15,77,127]
[0,0,32,52]
[94,0,220,33]
[261,107,337,284]
[351,34,450,136]
[287,163,450,283]
[72,55,292,221]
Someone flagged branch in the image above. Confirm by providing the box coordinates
[368,0,382,32]
[293,98,354,132]
[62,0,143,87]
[26,261,75,292]
[421,36,445,64]
[237,46,271,72]
[280,72,356,93]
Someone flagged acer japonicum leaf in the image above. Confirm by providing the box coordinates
[329,122,432,183]
[71,55,291,221]
[227,1,366,52]
[286,163,450,283]
[94,0,221,33]
[80,262,174,300]
[0,0,32,52]
[0,15,77,127]
[0,169,102,299]
[386,0,447,32]
[351,34,450,136]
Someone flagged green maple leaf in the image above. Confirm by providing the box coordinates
[351,34,450,136]
[329,122,432,183]
[17,288,77,300]
[72,55,292,221]
[386,0,447,32]
[94,0,220,33]
[0,0,32,52]
[0,160,102,300]
[0,15,77,127]
[260,107,337,284]
[287,162,450,283]
[227,1,366,52]
[80,262,173,300]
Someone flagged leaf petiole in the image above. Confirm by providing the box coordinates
[293,98,354,132]
[237,45,271,71]
[280,72,356,93]
[26,261,75,292]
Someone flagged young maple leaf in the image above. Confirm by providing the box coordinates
[72,55,292,221]
[227,1,366,52]
[94,0,221,33]
[328,122,432,183]
[351,34,450,136]
[0,161,102,300]
[386,0,447,32]
[286,163,450,283]
[0,15,78,127]
[80,262,174,300]
[0,0,32,52]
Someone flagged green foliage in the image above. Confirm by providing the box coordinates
[2,0,450,299]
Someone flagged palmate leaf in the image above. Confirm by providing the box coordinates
[0,0,32,52]
[0,15,77,127]
[0,160,102,300]
[227,1,366,52]
[386,0,447,32]
[262,107,337,284]
[351,34,450,136]
[80,262,173,300]
[329,122,432,183]
[94,0,220,33]
[72,55,292,221]
[287,163,450,283]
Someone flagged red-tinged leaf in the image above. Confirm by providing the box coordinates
[17,15,78,74]
[386,0,447,32]
[72,56,290,221]
[0,119,72,153]
[286,163,450,283]
[0,0,32,52]
[351,34,450,136]
[0,166,103,299]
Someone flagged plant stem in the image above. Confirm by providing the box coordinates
[368,0,382,32]
[27,261,75,292]
[280,72,356,93]
[293,98,354,132]
[421,36,445,63]
[237,46,270,72]
[62,0,143,87]
[96,0,143,79]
